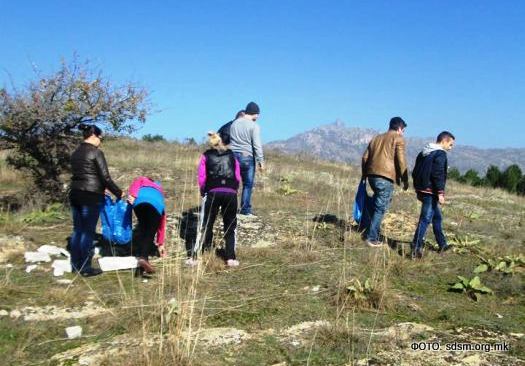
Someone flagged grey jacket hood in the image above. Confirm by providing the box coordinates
[422,143,445,157]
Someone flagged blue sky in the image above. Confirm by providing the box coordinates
[1,0,524,148]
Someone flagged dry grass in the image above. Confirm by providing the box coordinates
[0,140,524,365]
[0,151,22,188]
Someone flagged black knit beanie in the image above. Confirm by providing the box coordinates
[245,102,260,115]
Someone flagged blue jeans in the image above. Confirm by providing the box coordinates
[70,204,102,272]
[234,152,255,215]
[412,194,447,251]
[366,176,394,242]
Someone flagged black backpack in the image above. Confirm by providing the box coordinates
[218,120,234,145]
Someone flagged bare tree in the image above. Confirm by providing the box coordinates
[0,58,150,202]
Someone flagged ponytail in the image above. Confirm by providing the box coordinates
[78,123,103,140]
[207,132,226,152]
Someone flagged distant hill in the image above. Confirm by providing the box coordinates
[266,120,525,174]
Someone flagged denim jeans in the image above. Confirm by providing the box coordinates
[234,152,255,215]
[366,176,394,242]
[70,204,102,272]
[412,194,447,251]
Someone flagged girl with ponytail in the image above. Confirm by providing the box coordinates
[187,132,241,267]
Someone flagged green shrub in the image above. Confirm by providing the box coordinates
[142,134,166,143]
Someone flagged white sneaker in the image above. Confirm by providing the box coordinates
[366,240,383,248]
[226,259,240,267]
[239,213,257,219]
[185,258,199,267]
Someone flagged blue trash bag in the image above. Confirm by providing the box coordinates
[353,179,372,224]
[101,195,132,245]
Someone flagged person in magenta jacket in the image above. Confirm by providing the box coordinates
[187,132,241,267]
[128,176,167,275]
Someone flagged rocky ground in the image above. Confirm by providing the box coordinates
[1,142,524,365]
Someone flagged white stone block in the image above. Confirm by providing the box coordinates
[98,256,138,272]
[24,251,51,263]
[25,264,38,273]
[52,259,72,276]
[66,326,82,339]
[38,244,70,257]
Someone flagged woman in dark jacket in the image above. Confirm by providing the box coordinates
[69,124,123,276]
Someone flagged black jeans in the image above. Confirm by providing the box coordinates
[201,192,238,260]
[133,203,161,260]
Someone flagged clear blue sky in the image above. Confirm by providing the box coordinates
[1,1,524,148]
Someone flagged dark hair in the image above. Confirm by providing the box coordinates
[389,117,407,131]
[436,131,455,142]
[78,123,103,140]
[235,110,245,119]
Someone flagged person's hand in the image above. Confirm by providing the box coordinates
[403,181,409,191]
[127,195,136,205]
[438,194,445,205]
[104,189,111,196]
[257,162,265,173]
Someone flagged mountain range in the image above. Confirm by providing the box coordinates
[266,121,525,174]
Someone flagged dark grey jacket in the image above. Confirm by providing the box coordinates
[70,143,122,197]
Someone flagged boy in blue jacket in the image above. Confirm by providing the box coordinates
[411,131,455,259]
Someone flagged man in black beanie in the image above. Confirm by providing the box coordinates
[244,101,260,116]
[229,102,264,217]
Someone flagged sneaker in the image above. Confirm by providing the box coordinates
[439,245,452,254]
[411,249,423,260]
[239,213,257,219]
[185,258,199,267]
[366,240,382,248]
[226,259,240,267]
[80,268,103,277]
[137,258,155,274]
[134,267,153,279]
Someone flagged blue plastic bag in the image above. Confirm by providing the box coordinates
[101,196,132,245]
[353,180,369,223]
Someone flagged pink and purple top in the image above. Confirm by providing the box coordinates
[128,176,167,250]
[198,155,241,194]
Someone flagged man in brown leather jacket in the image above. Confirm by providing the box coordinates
[361,117,409,247]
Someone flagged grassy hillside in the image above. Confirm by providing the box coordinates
[0,139,524,366]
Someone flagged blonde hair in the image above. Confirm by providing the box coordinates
[207,132,227,152]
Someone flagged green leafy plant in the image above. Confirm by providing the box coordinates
[449,275,493,301]
[21,203,65,224]
[346,278,373,301]
[449,234,482,254]
[277,175,300,196]
[474,254,525,275]
[339,278,385,309]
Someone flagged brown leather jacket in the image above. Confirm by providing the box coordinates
[362,130,409,185]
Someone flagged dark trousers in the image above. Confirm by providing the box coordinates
[412,194,447,251]
[201,192,238,260]
[70,204,102,272]
[133,203,161,260]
